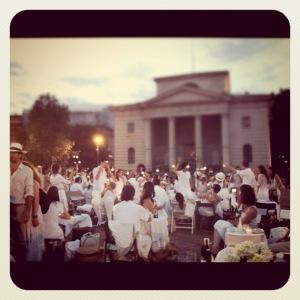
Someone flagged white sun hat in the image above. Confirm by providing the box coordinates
[10,142,27,154]
[215,172,225,182]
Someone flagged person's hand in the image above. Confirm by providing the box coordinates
[222,162,228,169]
[32,217,39,227]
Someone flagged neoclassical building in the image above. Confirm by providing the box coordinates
[111,71,271,171]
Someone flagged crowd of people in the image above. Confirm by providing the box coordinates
[10,142,290,262]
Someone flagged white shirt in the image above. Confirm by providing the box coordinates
[92,166,107,193]
[10,163,34,204]
[102,190,117,221]
[236,168,256,188]
[69,182,84,200]
[43,202,64,239]
[154,185,170,217]
[113,201,150,223]
[50,174,70,190]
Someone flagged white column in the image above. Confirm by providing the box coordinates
[168,117,176,168]
[221,113,230,163]
[145,118,152,170]
[194,115,203,168]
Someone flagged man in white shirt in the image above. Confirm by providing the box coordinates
[101,182,117,221]
[223,161,256,188]
[92,161,108,195]
[69,176,85,201]
[113,185,150,223]
[153,175,170,218]
[10,143,34,262]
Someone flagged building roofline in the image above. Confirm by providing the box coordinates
[154,70,229,82]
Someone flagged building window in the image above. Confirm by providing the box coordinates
[128,122,135,133]
[128,148,135,164]
[243,144,253,163]
[242,116,251,128]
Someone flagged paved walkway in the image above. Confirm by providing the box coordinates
[170,228,213,262]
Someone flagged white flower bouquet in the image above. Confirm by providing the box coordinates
[226,241,273,263]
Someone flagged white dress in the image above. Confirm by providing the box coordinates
[42,202,64,240]
[50,174,70,210]
[214,206,258,241]
[176,170,193,200]
[256,174,269,201]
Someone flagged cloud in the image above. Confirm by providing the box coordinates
[61,76,108,87]
[18,92,33,99]
[10,61,23,76]
[124,64,153,79]
[207,39,278,62]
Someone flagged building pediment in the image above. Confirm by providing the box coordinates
[142,86,229,108]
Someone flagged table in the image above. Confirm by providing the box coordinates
[59,213,92,237]
[225,229,267,247]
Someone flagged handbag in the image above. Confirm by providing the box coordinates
[75,232,104,262]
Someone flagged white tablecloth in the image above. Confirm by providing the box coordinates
[59,213,92,236]
[225,230,267,246]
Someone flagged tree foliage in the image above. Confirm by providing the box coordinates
[26,94,74,166]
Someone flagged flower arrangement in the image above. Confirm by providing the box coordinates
[226,241,273,263]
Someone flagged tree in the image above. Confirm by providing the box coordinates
[26,94,74,166]
[269,89,290,178]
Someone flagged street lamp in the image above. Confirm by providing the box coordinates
[93,134,105,165]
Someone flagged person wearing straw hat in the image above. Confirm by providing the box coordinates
[214,172,231,218]
[10,142,34,262]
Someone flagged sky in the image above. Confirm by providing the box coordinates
[10,38,289,115]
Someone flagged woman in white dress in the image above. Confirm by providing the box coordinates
[22,161,45,261]
[43,186,65,240]
[212,184,258,256]
[175,161,193,201]
[50,163,71,211]
[115,169,127,200]
[256,165,270,202]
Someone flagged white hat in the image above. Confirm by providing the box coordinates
[10,142,27,154]
[215,172,225,182]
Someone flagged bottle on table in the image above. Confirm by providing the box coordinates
[201,238,212,263]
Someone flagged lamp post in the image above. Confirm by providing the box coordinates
[73,155,80,174]
[93,134,105,165]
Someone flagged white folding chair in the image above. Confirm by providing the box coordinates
[170,202,195,234]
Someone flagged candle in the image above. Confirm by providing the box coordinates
[156,169,159,173]
[245,227,252,234]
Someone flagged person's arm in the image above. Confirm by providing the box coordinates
[23,169,34,223]
[207,192,221,205]
[95,165,104,181]
[257,174,262,188]
[31,181,40,227]
[275,174,285,189]
[59,174,71,185]
[223,162,237,174]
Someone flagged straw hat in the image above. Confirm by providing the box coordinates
[215,172,225,182]
[10,142,27,154]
